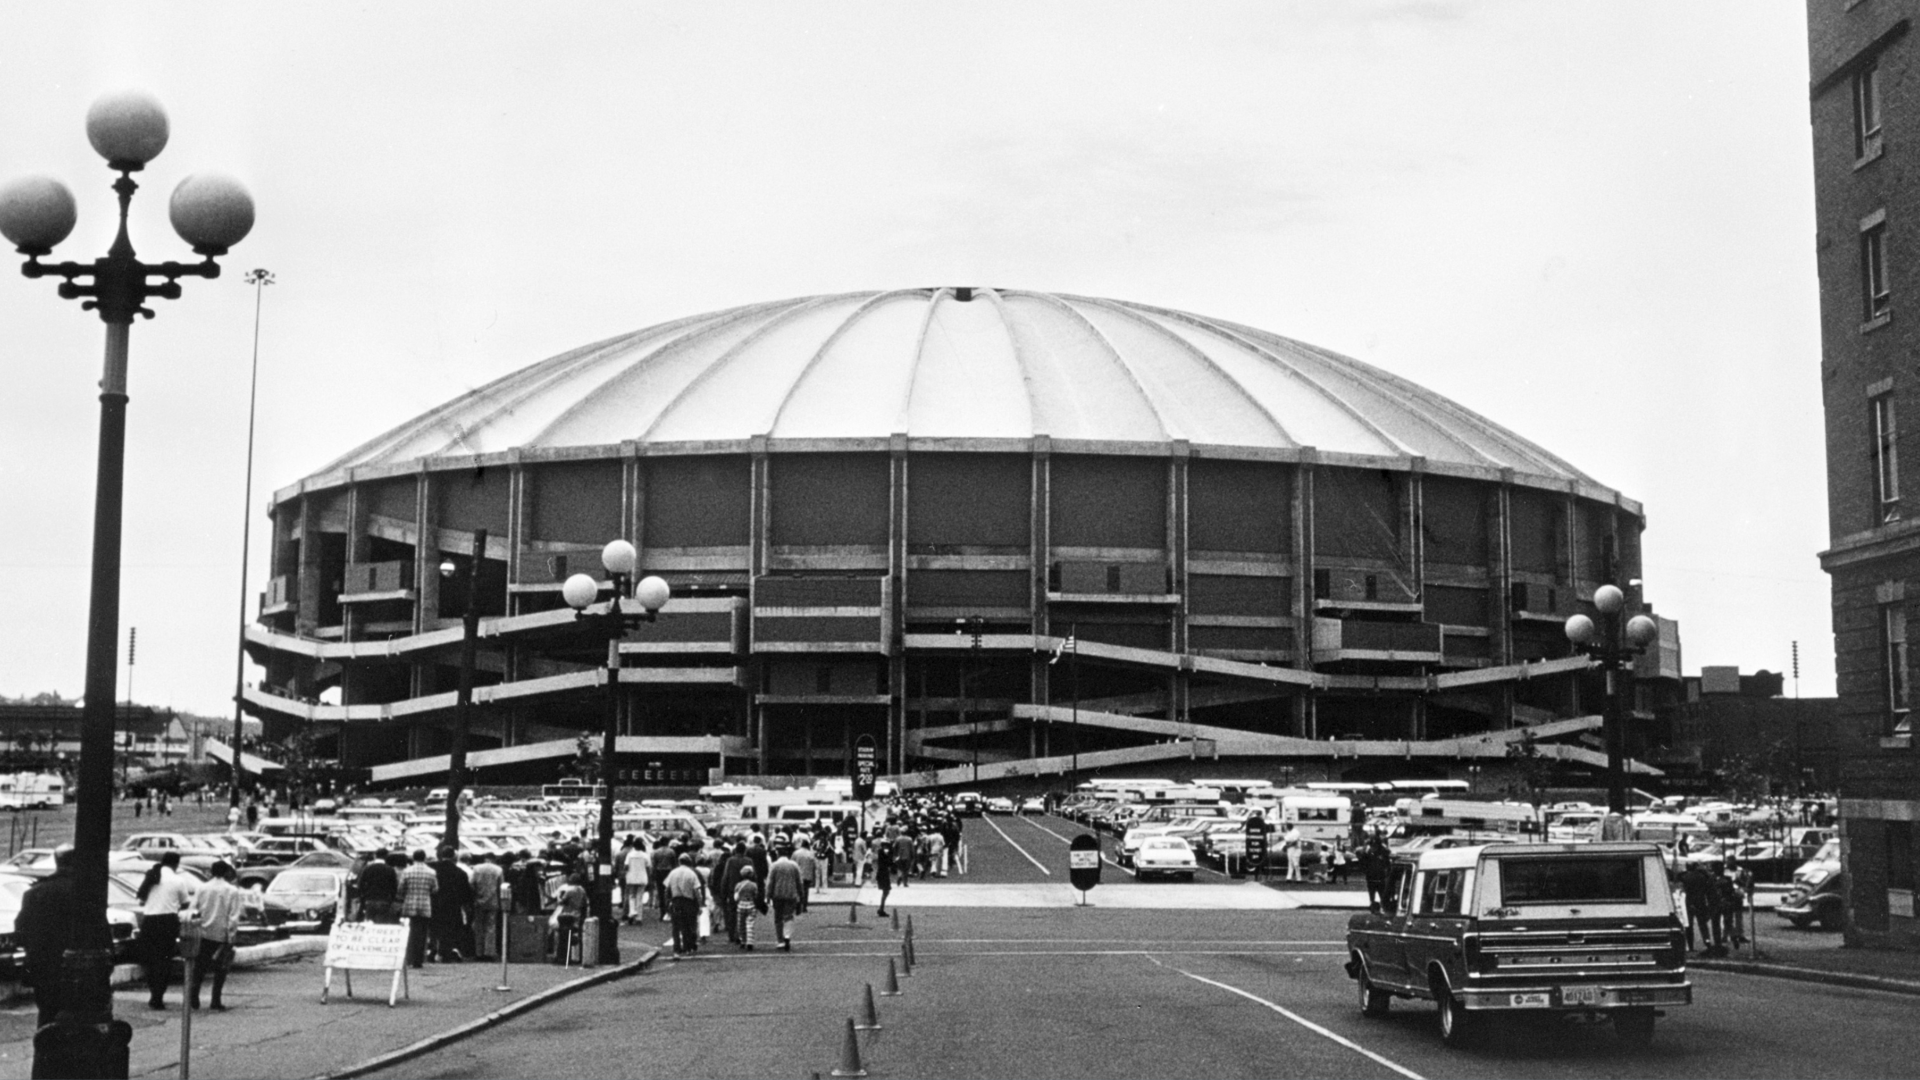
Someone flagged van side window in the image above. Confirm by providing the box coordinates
[1420,868,1467,915]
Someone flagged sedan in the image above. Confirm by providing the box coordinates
[261,869,349,935]
[1019,797,1046,815]
[1132,836,1198,881]
[985,798,1016,815]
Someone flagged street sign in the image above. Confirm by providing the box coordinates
[852,735,878,802]
[1243,816,1269,876]
[1069,832,1102,898]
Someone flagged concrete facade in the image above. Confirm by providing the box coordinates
[241,289,1674,791]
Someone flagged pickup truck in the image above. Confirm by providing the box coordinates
[1345,842,1690,1048]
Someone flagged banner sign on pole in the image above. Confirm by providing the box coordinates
[322,920,411,1007]
[852,734,878,802]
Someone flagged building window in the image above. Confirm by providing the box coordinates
[1883,603,1911,734]
[1854,59,1884,161]
[1875,393,1901,522]
[1863,217,1892,323]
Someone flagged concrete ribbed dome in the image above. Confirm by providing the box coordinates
[323,287,1590,484]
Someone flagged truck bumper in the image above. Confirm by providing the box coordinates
[1458,981,1692,1011]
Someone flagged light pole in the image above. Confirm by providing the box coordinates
[0,90,253,1080]
[562,541,669,964]
[439,528,487,852]
[230,268,273,813]
[960,616,985,783]
[1563,584,1658,818]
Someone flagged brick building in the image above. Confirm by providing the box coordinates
[1808,2,1920,949]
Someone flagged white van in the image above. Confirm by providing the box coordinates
[775,802,864,828]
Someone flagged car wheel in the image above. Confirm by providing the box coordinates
[1436,983,1475,1048]
[1357,964,1391,1017]
[1614,1007,1656,1047]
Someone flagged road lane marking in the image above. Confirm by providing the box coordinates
[1171,968,1425,1080]
[982,812,1052,875]
[1019,814,1136,876]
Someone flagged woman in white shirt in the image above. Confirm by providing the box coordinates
[136,852,197,1010]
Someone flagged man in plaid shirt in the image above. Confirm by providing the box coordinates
[399,850,437,969]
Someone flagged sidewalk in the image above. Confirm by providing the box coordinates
[0,925,660,1080]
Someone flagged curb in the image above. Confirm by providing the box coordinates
[109,937,328,988]
[317,947,659,1080]
[1691,957,1920,997]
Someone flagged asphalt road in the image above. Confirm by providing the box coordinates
[364,815,1917,1080]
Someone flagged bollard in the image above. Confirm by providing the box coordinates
[830,1017,868,1078]
[891,908,900,932]
[855,983,881,1031]
[849,903,859,925]
[880,958,902,996]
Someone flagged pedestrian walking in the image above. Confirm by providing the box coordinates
[17,845,80,1027]
[137,851,195,1010]
[768,847,804,951]
[431,847,471,961]
[359,850,402,924]
[622,838,650,923]
[734,866,761,950]
[664,854,704,958]
[188,861,247,1011]
[399,850,437,968]
[792,842,818,914]
[469,854,505,960]
[1359,834,1391,913]
[874,835,894,917]
[651,839,679,922]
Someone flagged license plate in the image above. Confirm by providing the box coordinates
[1561,985,1602,1006]
[1509,992,1550,1008]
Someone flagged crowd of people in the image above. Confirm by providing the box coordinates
[321,794,970,965]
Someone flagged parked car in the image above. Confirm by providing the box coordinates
[1778,867,1846,931]
[0,872,140,974]
[1019,797,1046,815]
[260,868,350,935]
[985,797,1016,815]
[1133,836,1198,881]
[1346,842,1689,1048]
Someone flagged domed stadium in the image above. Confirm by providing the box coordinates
[242,287,1674,790]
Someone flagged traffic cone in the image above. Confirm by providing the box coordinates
[848,903,859,925]
[855,983,882,1031]
[906,934,917,969]
[890,908,900,932]
[830,1018,868,1078]
[880,958,902,996]
[900,939,913,976]
[905,914,915,941]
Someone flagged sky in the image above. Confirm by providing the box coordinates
[0,1,1832,716]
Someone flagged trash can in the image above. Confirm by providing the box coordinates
[580,917,601,968]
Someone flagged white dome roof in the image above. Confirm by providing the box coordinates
[322,287,1591,484]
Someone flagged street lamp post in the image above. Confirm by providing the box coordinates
[230,268,273,814]
[562,541,669,964]
[0,91,253,1080]
[439,528,487,852]
[1563,584,1659,818]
